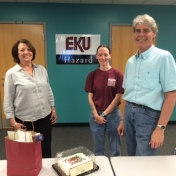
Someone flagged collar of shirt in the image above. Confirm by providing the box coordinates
[135,45,155,60]
[14,63,38,71]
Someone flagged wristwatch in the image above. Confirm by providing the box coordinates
[157,124,166,130]
[101,112,106,117]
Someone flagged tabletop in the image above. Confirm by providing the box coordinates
[110,155,176,176]
[0,156,114,176]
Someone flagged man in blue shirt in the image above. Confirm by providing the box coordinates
[118,14,176,156]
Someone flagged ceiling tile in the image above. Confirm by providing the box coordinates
[0,0,16,2]
[82,0,113,4]
[0,0,176,5]
[16,0,47,2]
[144,0,176,5]
[48,0,80,3]
[113,0,145,4]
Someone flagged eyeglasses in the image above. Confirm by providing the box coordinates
[134,28,152,34]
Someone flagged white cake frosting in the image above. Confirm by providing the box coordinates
[58,153,93,176]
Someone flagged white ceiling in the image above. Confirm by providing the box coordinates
[0,0,176,5]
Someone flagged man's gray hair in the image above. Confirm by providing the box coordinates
[132,14,158,33]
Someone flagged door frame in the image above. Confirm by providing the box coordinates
[0,21,47,129]
[109,23,135,114]
[109,23,133,65]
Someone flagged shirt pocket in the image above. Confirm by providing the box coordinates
[143,72,158,90]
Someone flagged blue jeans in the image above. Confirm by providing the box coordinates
[124,102,161,156]
[89,108,121,157]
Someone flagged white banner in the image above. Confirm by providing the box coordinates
[55,34,100,64]
[56,34,100,55]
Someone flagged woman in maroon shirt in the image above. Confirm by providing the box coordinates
[84,45,124,156]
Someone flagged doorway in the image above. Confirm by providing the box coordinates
[0,23,46,129]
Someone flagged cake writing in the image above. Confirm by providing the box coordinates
[63,155,86,166]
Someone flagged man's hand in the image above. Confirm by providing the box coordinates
[117,120,125,136]
[149,127,164,149]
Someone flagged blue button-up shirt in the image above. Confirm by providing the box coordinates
[123,45,176,110]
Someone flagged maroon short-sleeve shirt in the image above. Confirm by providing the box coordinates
[84,68,124,111]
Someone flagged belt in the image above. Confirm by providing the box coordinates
[127,101,146,108]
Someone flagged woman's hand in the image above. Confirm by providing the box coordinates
[50,112,58,124]
[10,118,26,131]
[13,122,26,131]
[94,115,107,124]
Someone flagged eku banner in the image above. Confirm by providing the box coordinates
[55,34,100,64]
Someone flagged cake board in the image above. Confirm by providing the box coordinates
[52,162,99,176]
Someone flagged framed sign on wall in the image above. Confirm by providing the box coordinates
[55,34,100,64]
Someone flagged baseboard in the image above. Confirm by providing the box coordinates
[52,123,90,127]
[52,121,176,127]
[168,121,176,124]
